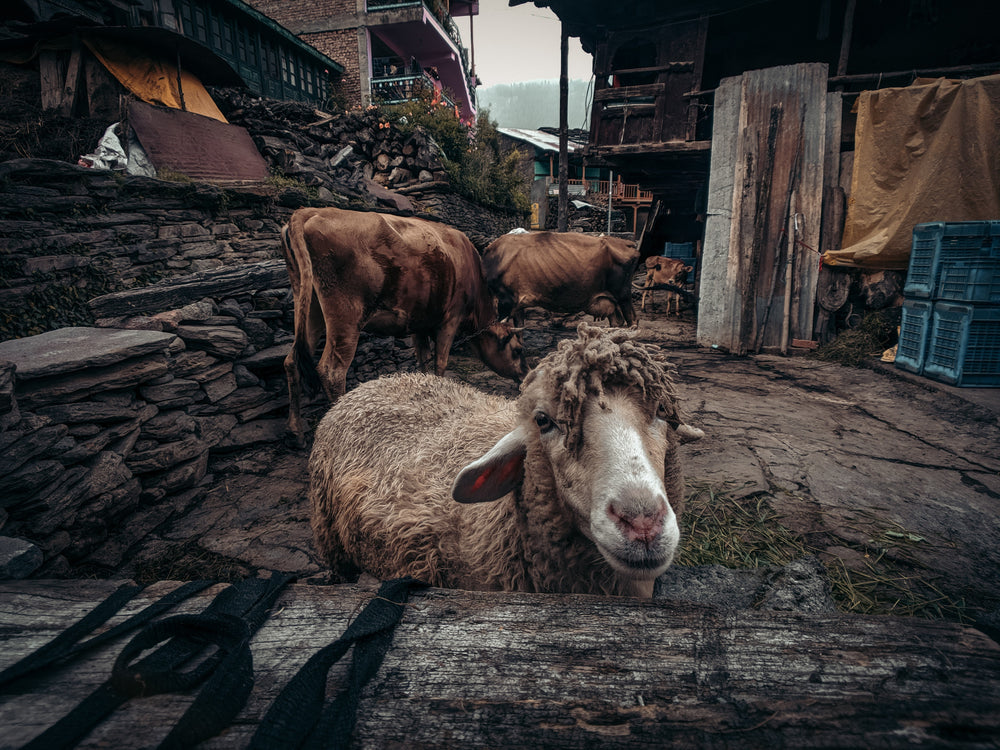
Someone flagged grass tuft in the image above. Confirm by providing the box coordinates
[678,481,971,623]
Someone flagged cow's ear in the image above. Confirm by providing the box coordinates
[684,265,694,273]
[452,426,527,503]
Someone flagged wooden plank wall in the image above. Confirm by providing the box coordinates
[697,63,830,353]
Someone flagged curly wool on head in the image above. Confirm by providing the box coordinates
[520,323,683,455]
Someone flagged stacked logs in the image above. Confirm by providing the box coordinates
[212,89,449,201]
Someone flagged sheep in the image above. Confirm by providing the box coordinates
[308,323,704,597]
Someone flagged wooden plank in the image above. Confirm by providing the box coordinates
[697,63,828,353]
[788,64,829,345]
[696,74,742,351]
[593,83,666,101]
[1,580,999,749]
[60,37,84,117]
[38,50,64,112]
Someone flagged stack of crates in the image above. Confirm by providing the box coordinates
[896,221,1000,387]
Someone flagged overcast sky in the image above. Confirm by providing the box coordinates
[453,2,593,86]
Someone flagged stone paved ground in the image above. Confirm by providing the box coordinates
[116,305,1000,622]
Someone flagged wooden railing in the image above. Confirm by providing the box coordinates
[553,178,653,204]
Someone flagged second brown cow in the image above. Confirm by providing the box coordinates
[482,231,640,327]
[281,207,527,443]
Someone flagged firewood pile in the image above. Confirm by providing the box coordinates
[212,88,449,208]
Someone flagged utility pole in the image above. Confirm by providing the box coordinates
[558,22,569,232]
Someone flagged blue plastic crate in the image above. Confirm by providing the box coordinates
[937,259,1000,303]
[664,242,696,260]
[922,302,1000,387]
[895,299,932,374]
[903,221,1000,299]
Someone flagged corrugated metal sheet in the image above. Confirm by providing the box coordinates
[498,127,586,154]
[129,100,269,183]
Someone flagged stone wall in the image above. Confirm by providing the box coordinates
[0,158,292,341]
[0,261,419,576]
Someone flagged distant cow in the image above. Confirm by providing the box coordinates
[281,207,527,444]
[637,256,693,314]
[482,232,640,327]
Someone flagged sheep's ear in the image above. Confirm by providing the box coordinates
[452,426,527,504]
[675,424,705,444]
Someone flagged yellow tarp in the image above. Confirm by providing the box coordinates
[82,35,228,124]
[825,74,1000,270]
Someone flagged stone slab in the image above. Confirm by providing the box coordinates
[0,328,176,380]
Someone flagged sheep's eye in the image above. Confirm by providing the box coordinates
[534,411,555,433]
[655,404,671,421]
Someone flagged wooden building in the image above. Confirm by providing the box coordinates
[514,0,1000,353]
[2,0,345,113]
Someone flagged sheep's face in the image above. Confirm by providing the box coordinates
[451,385,684,582]
[534,389,681,580]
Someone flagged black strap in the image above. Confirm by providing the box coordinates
[21,573,293,750]
[248,577,425,750]
[0,579,214,693]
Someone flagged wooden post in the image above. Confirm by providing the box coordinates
[557,22,569,233]
[686,15,709,141]
[837,0,857,77]
[606,169,613,233]
[176,48,187,111]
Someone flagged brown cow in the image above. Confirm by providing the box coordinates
[637,256,693,314]
[482,231,640,327]
[282,207,527,443]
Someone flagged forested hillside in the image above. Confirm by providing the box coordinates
[476,80,591,130]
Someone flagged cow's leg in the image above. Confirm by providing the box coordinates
[285,300,324,444]
[412,334,433,372]
[622,298,638,327]
[317,326,361,402]
[432,320,462,375]
[284,346,307,445]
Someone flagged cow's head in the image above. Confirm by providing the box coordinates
[475,321,528,382]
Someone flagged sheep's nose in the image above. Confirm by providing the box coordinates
[608,502,666,545]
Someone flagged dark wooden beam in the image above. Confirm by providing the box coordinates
[3,580,999,748]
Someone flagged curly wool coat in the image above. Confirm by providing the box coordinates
[309,325,697,596]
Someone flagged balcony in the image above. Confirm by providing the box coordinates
[371,63,457,110]
[365,0,476,120]
[548,178,654,205]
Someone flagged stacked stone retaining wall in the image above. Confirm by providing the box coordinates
[0,261,419,576]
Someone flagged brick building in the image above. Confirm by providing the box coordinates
[244,0,479,120]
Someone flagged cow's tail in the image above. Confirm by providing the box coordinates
[282,221,323,398]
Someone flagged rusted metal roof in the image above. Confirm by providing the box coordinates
[129,100,269,183]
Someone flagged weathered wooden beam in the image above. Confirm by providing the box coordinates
[593,83,667,101]
[88,260,289,318]
[2,580,998,749]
